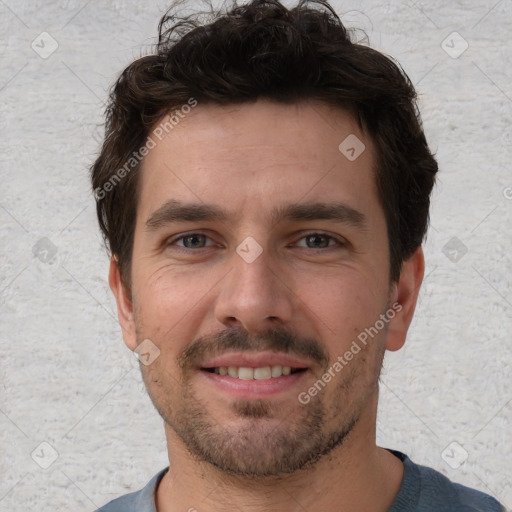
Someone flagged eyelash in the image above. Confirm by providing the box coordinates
[166,231,346,251]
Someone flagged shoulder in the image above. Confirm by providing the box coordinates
[94,468,168,512]
[414,462,505,512]
[95,490,140,512]
[389,450,506,512]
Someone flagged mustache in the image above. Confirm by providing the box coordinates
[178,326,330,371]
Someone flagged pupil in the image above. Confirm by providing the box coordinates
[185,234,204,248]
[308,235,328,248]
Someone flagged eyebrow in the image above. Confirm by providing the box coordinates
[145,199,368,231]
[145,199,229,230]
[271,202,367,229]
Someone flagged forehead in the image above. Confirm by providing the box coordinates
[136,99,382,226]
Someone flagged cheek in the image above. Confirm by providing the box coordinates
[297,268,385,334]
[132,265,219,347]
[135,265,199,313]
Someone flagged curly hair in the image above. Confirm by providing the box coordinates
[90,0,438,289]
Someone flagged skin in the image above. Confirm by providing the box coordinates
[109,99,425,512]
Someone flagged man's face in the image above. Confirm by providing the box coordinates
[115,99,404,476]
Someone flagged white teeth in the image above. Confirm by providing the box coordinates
[271,365,282,377]
[238,367,254,380]
[212,365,296,379]
[254,366,272,380]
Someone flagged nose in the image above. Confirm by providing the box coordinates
[214,244,294,333]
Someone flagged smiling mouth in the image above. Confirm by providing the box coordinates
[202,366,307,380]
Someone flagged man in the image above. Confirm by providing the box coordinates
[91,0,506,510]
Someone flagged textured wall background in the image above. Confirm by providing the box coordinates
[0,1,511,510]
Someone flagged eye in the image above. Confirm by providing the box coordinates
[165,231,345,252]
[168,232,215,249]
[295,232,345,250]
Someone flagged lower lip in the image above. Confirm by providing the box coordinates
[199,369,309,398]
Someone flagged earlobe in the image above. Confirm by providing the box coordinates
[108,257,138,351]
[385,247,425,352]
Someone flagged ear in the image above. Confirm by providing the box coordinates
[109,257,138,351]
[385,246,425,351]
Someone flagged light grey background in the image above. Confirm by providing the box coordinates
[1,1,511,510]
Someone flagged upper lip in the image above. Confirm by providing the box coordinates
[200,351,311,369]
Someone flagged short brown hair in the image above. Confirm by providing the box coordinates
[90,0,438,289]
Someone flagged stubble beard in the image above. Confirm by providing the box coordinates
[142,350,384,478]
[137,313,387,478]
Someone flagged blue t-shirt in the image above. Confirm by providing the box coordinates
[95,450,506,511]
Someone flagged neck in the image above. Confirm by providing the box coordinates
[155,404,404,512]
